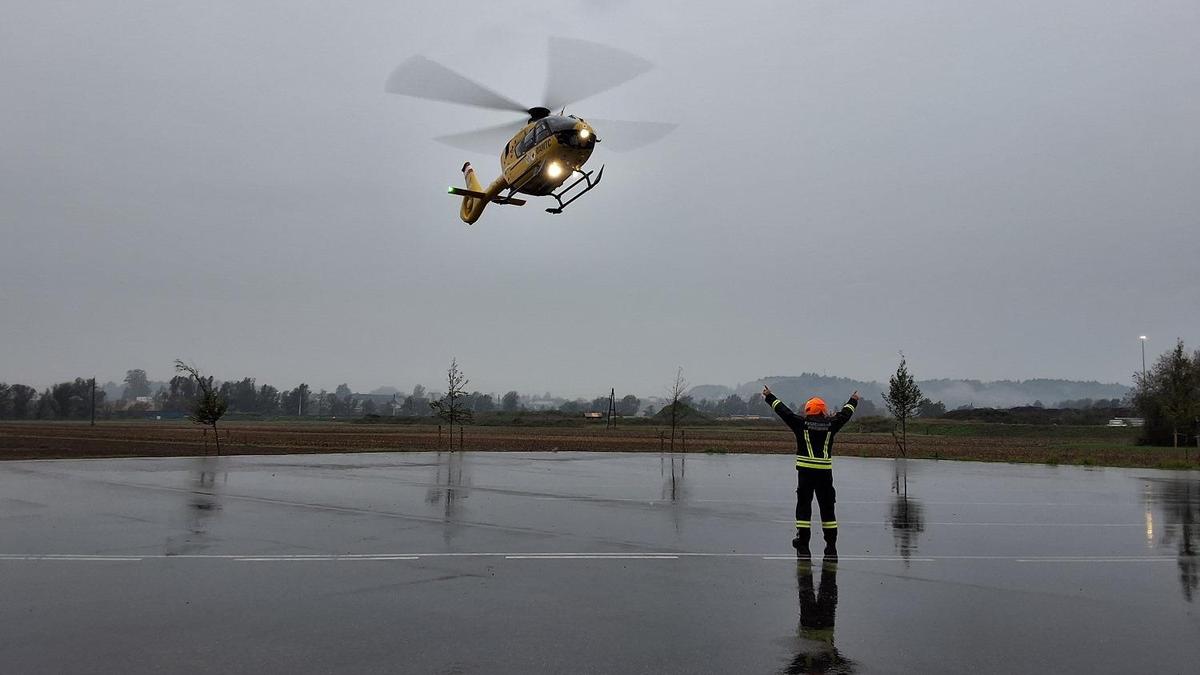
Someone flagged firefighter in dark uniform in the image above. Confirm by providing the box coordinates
[762,385,860,557]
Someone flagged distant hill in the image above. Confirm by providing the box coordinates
[688,384,734,401]
[688,374,1129,410]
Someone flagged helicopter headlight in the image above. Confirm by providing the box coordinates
[579,128,590,139]
[546,161,564,179]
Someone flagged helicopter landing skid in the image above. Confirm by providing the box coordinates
[545,166,604,214]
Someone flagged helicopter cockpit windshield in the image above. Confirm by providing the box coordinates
[548,116,596,149]
[545,117,578,133]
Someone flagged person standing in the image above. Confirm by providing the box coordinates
[763,385,860,557]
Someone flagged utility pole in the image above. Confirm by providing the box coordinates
[90,377,96,426]
[606,388,616,429]
[1139,336,1148,382]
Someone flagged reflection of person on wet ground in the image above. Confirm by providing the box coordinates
[763,385,859,557]
[786,561,853,674]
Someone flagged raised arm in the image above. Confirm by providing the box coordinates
[763,385,805,433]
[830,391,861,433]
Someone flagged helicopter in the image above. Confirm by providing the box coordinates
[385,37,675,224]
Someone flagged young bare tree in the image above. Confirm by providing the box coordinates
[883,353,922,458]
[430,358,473,447]
[666,367,688,452]
[174,360,229,455]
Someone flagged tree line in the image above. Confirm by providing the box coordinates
[5,341,1195,451]
[0,366,617,421]
[0,379,97,420]
[1134,339,1200,448]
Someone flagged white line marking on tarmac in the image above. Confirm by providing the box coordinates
[771,520,1145,527]
[235,554,338,559]
[0,556,144,561]
[762,556,936,562]
[505,555,679,560]
[234,554,422,559]
[1017,554,1176,559]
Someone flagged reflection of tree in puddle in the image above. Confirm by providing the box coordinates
[165,458,224,555]
[889,460,925,565]
[425,451,470,530]
[660,453,687,502]
[660,453,688,533]
[1145,478,1199,602]
[784,561,854,674]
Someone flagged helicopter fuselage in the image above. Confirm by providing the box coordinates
[453,114,602,224]
[500,115,597,196]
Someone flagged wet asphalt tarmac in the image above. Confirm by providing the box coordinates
[1,452,1197,674]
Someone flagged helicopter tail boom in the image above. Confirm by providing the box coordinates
[454,163,520,224]
[447,187,526,206]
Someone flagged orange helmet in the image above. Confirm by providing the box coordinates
[804,397,827,417]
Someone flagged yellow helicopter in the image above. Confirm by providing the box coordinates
[386,37,675,224]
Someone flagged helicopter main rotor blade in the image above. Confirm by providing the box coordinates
[386,55,529,114]
[434,119,528,155]
[542,37,654,111]
[585,118,677,152]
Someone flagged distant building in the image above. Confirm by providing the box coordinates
[582,412,604,420]
[115,396,160,412]
[354,392,401,415]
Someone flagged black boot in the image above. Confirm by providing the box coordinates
[792,529,811,557]
[822,528,838,559]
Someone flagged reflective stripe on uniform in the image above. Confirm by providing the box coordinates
[844,403,855,412]
[796,457,832,470]
[771,399,782,410]
[821,521,838,529]
[795,521,811,529]
[802,430,815,459]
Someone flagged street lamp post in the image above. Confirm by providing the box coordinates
[1139,336,1147,383]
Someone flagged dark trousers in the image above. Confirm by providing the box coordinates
[796,468,837,544]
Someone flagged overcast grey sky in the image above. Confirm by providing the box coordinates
[2,1,1197,397]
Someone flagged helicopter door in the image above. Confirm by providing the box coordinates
[516,128,538,157]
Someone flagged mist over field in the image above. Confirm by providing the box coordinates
[74,369,1127,412]
[714,375,1129,410]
